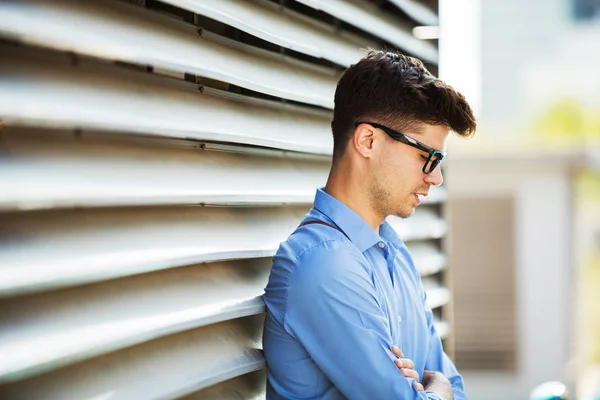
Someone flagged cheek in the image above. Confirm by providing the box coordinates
[390,162,422,197]
[378,147,422,193]
[388,146,421,172]
[384,152,411,178]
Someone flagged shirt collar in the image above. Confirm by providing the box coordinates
[379,220,403,249]
[313,188,382,253]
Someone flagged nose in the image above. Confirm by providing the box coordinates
[424,164,443,186]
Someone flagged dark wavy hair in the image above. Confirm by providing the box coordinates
[331,50,476,160]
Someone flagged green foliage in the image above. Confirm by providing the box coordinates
[577,171,600,203]
[577,173,600,364]
[532,97,600,143]
[573,148,600,345]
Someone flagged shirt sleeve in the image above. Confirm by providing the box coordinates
[284,240,438,400]
[422,286,469,400]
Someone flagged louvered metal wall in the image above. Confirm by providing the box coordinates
[0,0,448,398]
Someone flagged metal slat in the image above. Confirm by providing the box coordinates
[0,259,269,383]
[0,249,448,383]
[0,128,446,211]
[0,0,339,108]
[0,316,265,400]
[0,129,329,210]
[180,370,266,400]
[426,289,450,309]
[0,205,446,298]
[0,46,333,154]
[0,312,449,399]
[388,0,439,26]
[410,242,447,276]
[422,277,451,309]
[0,205,306,298]
[294,0,438,63]
[387,208,448,240]
[423,187,448,204]
[162,0,370,67]
[434,320,452,340]
[0,2,450,399]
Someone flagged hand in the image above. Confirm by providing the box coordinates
[422,370,453,400]
[391,345,424,392]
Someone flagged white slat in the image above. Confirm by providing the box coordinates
[0,128,446,211]
[423,277,451,309]
[0,0,449,398]
[0,46,333,154]
[0,254,448,385]
[434,320,452,340]
[0,128,329,210]
[0,260,269,383]
[0,316,265,400]
[387,208,448,240]
[410,242,448,276]
[0,206,306,298]
[0,0,339,108]
[389,0,438,26]
[426,187,448,203]
[0,236,446,384]
[0,204,445,298]
[294,0,438,63]
[180,370,266,400]
[162,0,370,67]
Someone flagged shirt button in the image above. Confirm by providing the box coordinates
[378,241,385,248]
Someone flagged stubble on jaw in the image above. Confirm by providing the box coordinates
[367,177,404,221]
[367,176,416,221]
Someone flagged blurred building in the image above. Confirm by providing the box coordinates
[443,0,600,139]
[441,0,600,398]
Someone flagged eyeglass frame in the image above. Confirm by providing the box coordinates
[354,121,446,174]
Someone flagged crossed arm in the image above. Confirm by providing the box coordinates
[392,345,454,399]
[285,242,464,399]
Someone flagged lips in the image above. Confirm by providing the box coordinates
[414,192,428,205]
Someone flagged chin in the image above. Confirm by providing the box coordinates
[395,207,415,219]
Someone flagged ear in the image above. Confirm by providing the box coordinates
[353,124,376,158]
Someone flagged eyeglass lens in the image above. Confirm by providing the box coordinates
[425,152,442,173]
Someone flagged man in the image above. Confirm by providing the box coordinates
[263,50,476,399]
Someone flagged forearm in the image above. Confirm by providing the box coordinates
[422,371,469,400]
[422,371,453,400]
[421,305,468,399]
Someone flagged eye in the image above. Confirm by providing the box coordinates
[420,155,428,161]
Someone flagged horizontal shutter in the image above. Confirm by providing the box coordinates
[0,0,447,397]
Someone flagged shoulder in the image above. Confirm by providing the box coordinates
[290,238,373,295]
[284,239,382,327]
[265,223,373,311]
[266,223,364,292]
[284,221,349,257]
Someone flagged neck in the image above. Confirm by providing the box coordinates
[324,160,384,233]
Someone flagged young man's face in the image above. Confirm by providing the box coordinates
[368,122,448,219]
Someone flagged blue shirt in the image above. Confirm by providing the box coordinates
[263,188,467,399]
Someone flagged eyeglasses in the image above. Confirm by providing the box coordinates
[354,121,446,174]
